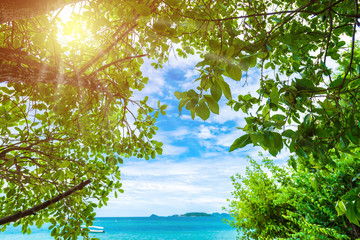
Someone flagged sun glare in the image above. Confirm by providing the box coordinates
[57,5,74,23]
[55,2,99,50]
[56,5,76,45]
[55,4,85,46]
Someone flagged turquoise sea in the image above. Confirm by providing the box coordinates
[1,217,238,239]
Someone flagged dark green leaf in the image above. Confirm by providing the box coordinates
[230,134,251,152]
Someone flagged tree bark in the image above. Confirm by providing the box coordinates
[0,0,83,24]
[0,179,91,225]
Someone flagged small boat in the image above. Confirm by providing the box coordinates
[81,225,105,233]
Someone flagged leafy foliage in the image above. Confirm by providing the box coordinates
[172,0,360,162]
[227,156,360,239]
[0,0,168,238]
[166,0,360,226]
[2,0,360,238]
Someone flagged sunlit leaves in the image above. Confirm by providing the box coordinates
[203,95,219,114]
[228,156,360,239]
[195,99,210,120]
[226,63,242,81]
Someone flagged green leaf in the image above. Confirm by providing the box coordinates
[210,81,222,101]
[175,91,182,99]
[295,78,316,90]
[248,56,257,68]
[315,128,331,138]
[311,177,319,191]
[136,5,152,16]
[153,21,166,32]
[263,132,274,149]
[273,132,283,151]
[288,155,297,171]
[196,99,210,120]
[230,134,251,152]
[33,32,48,44]
[164,0,178,6]
[209,40,220,51]
[330,75,343,88]
[61,160,70,168]
[66,170,74,179]
[250,133,264,144]
[345,202,360,226]
[296,146,308,158]
[178,99,187,114]
[106,157,117,166]
[204,95,219,114]
[218,79,232,100]
[346,131,358,144]
[269,87,279,104]
[226,63,242,81]
[352,173,360,182]
[342,189,359,201]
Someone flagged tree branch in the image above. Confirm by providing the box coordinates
[88,54,147,79]
[0,179,91,225]
[77,21,139,75]
[182,0,344,22]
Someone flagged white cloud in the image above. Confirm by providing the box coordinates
[152,128,191,156]
[166,49,202,69]
[184,68,199,80]
[215,130,244,148]
[162,144,188,156]
[161,127,191,140]
[96,154,251,217]
[197,125,215,139]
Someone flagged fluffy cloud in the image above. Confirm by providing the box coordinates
[197,125,215,139]
[162,144,188,156]
[97,153,250,217]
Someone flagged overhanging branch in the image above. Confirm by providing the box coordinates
[0,179,91,225]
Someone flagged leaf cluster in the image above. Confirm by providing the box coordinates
[227,155,360,239]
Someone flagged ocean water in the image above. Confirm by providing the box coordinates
[1,217,238,239]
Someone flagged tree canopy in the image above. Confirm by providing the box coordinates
[0,0,167,238]
[1,0,360,239]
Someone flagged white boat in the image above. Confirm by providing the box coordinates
[81,225,105,233]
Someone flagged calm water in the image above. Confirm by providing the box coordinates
[1,217,238,239]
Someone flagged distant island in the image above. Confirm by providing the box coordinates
[150,212,231,218]
[181,212,212,217]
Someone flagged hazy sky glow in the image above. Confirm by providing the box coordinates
[96,54,289,217]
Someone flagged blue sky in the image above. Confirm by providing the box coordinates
[96,53,290,217]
